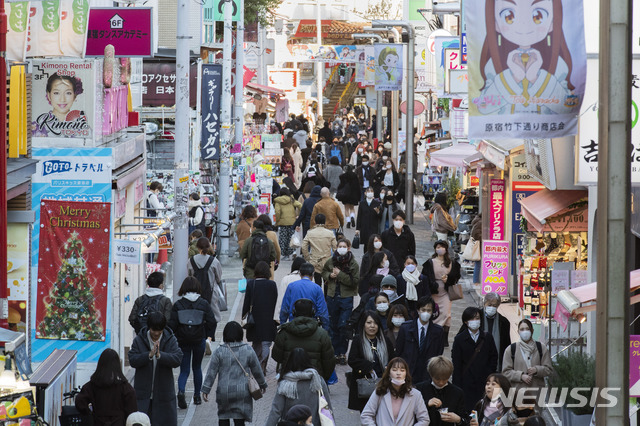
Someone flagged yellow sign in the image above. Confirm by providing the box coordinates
[179,176,189,183]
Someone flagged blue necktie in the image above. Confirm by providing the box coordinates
[419,326,426,353]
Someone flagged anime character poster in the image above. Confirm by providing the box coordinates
[466,0,586,138]
[31,59,96,142]
[374,44,404,91]
[364,46,376,86]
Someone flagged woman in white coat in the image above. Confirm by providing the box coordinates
[291,142,304,186]
[361,357,430,426]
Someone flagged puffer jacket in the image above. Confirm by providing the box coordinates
[274,195,302,226]
[271,316,336,381]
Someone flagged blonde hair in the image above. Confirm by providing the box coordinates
[427,355,454,381]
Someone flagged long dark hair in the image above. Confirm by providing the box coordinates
[376,357,412,398]
[257,214,273,231]
[482,373,512,406]
[91,349,128,387]
[432,240,452,268]
[366,234,383,255]
[280,347,314,379]
[367,251,387,277]
[357,311,389,368]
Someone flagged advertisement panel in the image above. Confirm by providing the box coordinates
[489,178,505,240]
[482,241,509,296]
[434,37,460,96]
[59,0,90,57]
[364,46,375,86]
[31,59,96,144]
[86,8,153,57]
[142,61,198,107]
[466,0,587,138]
[7,224,29,334]
[286,44,359,63]
[7,2,29,61]
[268,69,299,92]
[201,64,223,161]
[31,147,113,362]
[374,44,404,91]
[631,335,640,397]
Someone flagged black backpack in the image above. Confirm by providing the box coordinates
[190,256,215,304]
[510,342,543,362]
[246,233,270,268]
[132,294,163,333]
[176,299,206,343]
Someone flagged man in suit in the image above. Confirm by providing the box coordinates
[482,292,512,370]
[395,296,445,383]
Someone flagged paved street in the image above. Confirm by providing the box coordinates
[174,205,483,425]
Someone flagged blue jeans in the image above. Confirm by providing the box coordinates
[178,339,206,396]
[473,260,481,284]
[326,295,353,356]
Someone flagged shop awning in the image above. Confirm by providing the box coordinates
[519,189,588,232]
[477,139,524,169]
[429,143,478,168]
[463,152,485,167]
[245,82,285,96]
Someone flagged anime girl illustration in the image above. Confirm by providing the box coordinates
[376,47,402,84]
[476,0,580,115]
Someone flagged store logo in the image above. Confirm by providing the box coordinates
[497,387,620,409]
[42,160,72,176]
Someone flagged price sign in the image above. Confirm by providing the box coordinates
[113,239,142,264]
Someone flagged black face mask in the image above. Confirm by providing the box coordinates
[385,196,394,202]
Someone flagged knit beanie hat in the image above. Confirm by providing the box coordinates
[381,275,398,288]
[284,404,313,422]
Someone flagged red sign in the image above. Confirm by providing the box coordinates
[295,20,333,38]
[470,176,479,187]
[36,200,111,341]
[86,8,153,57]
[489,178,505,240]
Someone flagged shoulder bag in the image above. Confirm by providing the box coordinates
[241,281,255,330]
[447,283,464,301]
[356,370,379,399]
[318,388,335,426]
[226,344,263,400]
[462,237,481,261]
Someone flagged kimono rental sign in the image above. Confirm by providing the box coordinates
[375,44,404,91]
[201,64,223,161]
[466,0,587,138]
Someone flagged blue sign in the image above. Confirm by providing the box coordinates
[201,64,223,161]
[511,189,537,274]
[461,33,467,64]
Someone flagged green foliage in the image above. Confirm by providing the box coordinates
[442,176,461,210]
[549,351,596,415]
[245,0,283,25]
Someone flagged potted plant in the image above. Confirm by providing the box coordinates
[548,351,595,426]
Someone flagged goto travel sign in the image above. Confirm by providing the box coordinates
[482,241,509,296]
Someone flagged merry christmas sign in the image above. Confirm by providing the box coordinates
[36,199,111,341]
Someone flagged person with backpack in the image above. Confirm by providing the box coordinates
[188,237,223,323]
[327,138,348,166]
[324,156,343,197]
[240,219,277,280]
[188,193,206,235]
[128,272,172,334]
[168,277,217,409]
[274,187,302,260]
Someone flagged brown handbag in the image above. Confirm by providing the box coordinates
[447,283,464,301]
[226,344,263,400]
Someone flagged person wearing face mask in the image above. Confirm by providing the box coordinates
[378,191,400,233]
[375,160,400,195]
[373,150,390,173]
[321,239,360,365]
[347,312,393,412]
[501,319,552,416]
[395,255,431,316]
[381,210,416,262]
[384,304,410,353]
[452,307,499,413]
[422,240,461,346]
[355,188,382,247]
[478,293,511,370]
[366,292,391,330]
[379,275,408,308]
[355,155,376,196]
[395,296,445,384]
[360,357,430,425]
[359,235,401,294]
[415,356,467,426]
[336,164,360,228]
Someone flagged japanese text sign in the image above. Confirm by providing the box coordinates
[482,241,509,296]
[86,8,153,57]
[142,62,197,107]
[201,64,223,160]
[489,178,505,240]
[631,335,640,396]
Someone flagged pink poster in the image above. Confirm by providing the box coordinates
[482,241,509,296]
[489,178,505,240]
[631,335,640,396]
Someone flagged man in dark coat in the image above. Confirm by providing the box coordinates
[355,155,376,198]
[380,210,416,262]
[129,312,183,426]
[239,220,277,279]
[481,292,511,370]
[355,187,381,247]
[294,185,322,238]
[415,356,468,426]
[272,298,336,381]
[318,122,334,147]
[301,139,314,172]
[395,296,445,383]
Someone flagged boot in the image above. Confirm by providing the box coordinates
[443,326,450,348]
[177,392,187,409]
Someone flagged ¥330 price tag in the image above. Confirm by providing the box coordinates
[113,239,142,264]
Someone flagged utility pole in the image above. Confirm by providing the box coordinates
[218,0,233,262]
[258,23,267,85]
[316,0,323,118]
[595,0,632,420]
[234,0,244,158]
[173,0,191,298]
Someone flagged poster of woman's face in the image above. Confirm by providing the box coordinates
[31,59,95,141]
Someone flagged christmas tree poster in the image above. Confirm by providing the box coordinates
[36,199,111,341]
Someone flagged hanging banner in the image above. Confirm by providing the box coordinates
[489,178,505,240]
[7,2,30,61]
[36,199,111,342]
[434,37,460,96]
[482,241,509,296]
[27,0,64,57]
[201,64,223,161]
[364,46,376,86]
[466,0,587,138]
[59,0,89,57]
[286,44,359,63]
[374,44,404,91]
[365,86,377,109]
[355,48,366,83]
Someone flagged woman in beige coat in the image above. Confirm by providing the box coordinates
[258,214,281,279]
[291,142,304,186]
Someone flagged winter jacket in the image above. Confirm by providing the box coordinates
[236,218,254,250]
[431,203,456,234]
[239,229,277,279]
[202,342,267,421]
[326,143,349,166]
[75,380,137,426]
[502,340,553,392]
[188,199,205,233]
[375,169,400,193]
[318,125,333,144]
[274,195,302,226]
[347,334,394,411]
[355,164,376,189]
[242,278,278,342]
[187,253,222,322]
[168,294,217,344]
[310,197,344,230]
[272,316,336,381]
[128,328,183,426]
[395,319,446,384]
[381,225,416,263]
[279,278,330,330]
[356,198,381,248]
[415,381,468,426]
[301,225,337,274]
[359,249,401,286]
[480,311,512,370]
[336,170,361,205]
[324,164,343,192]
[128,288,172,332]
[471,215,482,241]
[360,388,430,426]
[321,255,360,298]
[265,369,333,426]
[293,185,322,231]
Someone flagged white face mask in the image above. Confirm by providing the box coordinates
[358,148,364,153]
[386,164,392,170]
[366,192,374,200]
[468,319,481,331]
[391,378,405,386]
[419,311,432,322]
[362,161,369,166]
[485,306,498,317]
[520,330,532,342]
[373,241,383,249]
[391,318,405,327]
[436,247,447,256]
[393,220,404,229]
[337,247,348,256]
[383,289,395,297]
[376,303,389,313]
[383,156,389,161]
[382,260,390,268]
[379,193,386,199]
[405,264,416,273]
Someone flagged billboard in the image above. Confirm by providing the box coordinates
[86,8,153,57]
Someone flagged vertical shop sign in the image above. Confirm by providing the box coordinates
[466,0,587,138]
[489,178,505,240]
[59,0,90,57]
[7,2,30,61]
[482,241,509,295]
[7,224,30,334]
[434,37,459,96]
[36,200,111,342]
[201,64,223,160]
[27,0,64,57]
[511,176,545,273]
[631,335,640,397]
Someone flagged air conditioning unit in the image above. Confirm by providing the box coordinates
[524,137,583,190]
